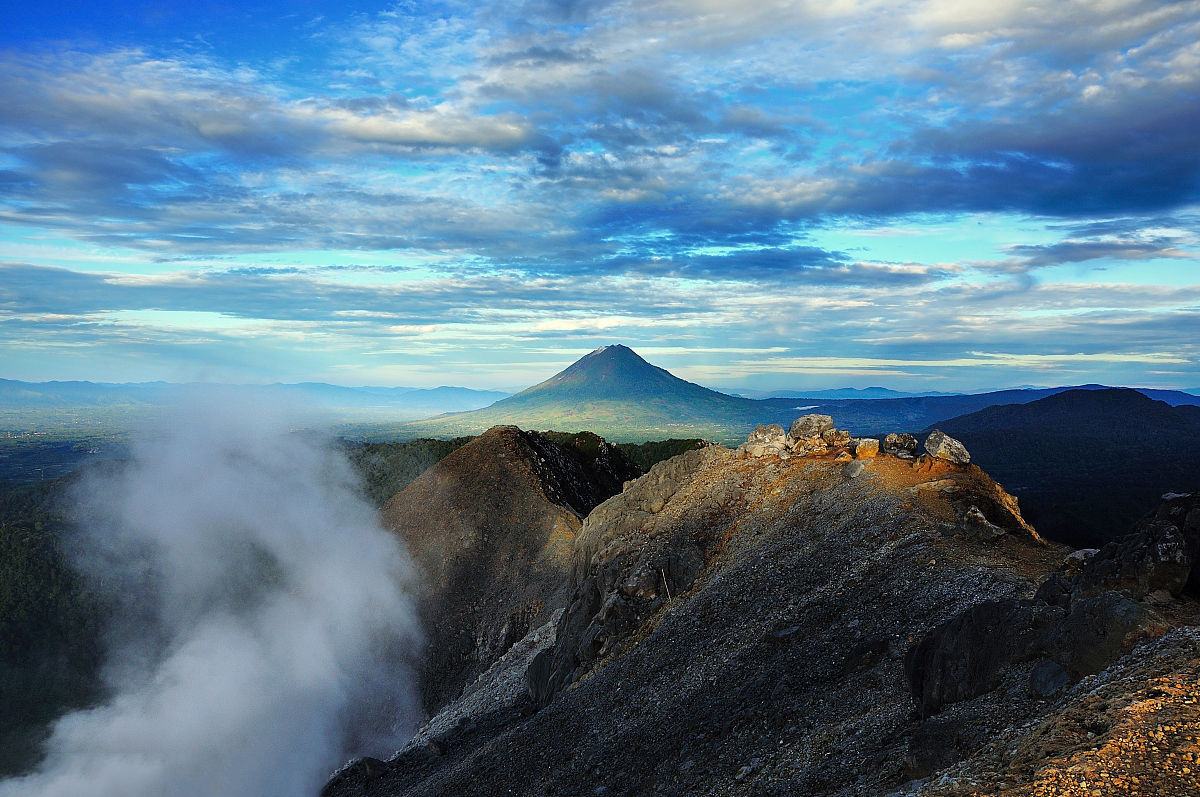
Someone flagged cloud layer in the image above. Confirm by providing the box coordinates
[0,1,1197,389]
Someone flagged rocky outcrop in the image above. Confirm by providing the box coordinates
[906,496,1194,721]
[1021,492,1200,610]
[1048,591,1163,679]
[961,505,1005,540]
[923,430,970,465]
[380,425,638,714]
[905,599,1063,718]
[533,445,725,703]
[738,423,788,457]
[906,590,1166,718]
[884,432,919,458]
[1133,491,1200,594]
[1072,519,1192,600]
[738,413,859,459]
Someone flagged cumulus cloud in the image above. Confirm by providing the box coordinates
[0,396,422,797]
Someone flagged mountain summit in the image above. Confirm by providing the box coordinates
[505,344,730,404]
[406,345,755,441]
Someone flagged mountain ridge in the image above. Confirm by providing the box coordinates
[933,387,1200,545]
[325,420,1200,797]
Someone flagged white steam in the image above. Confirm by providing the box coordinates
[1,397,422,797]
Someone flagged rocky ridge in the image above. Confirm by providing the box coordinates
[379,425,638,714]
[327,421,1200,797]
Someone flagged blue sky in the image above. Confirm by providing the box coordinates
[1,0,1197,393]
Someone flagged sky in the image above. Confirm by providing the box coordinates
[0,0,1198,393]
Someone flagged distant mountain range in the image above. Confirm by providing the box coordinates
[392,345,1200,443]
[0,379,510,428]
[734,386,957,399]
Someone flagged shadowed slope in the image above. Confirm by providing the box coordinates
[934,388,1200,546]
[379,425,638,714]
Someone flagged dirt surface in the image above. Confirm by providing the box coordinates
[917,627,1200,797]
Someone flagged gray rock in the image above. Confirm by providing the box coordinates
[963,506,1005,540]
[1029,659,1071,697]
[1065,548,1098,564]
[1060,548,1098,578]
[843,460,867,479]
[1133,492,1200,594]
[788,414,834,440]
[908,589,1166,716]
[1034,572,1072,609]
[526,648,555,706]
[905,599,1063,718]
[745,423,786,446]
[822,428,852,447]
[1072,520,1192,601]
[740,424,788,457]
[883,433,918,458]
[923,430,970,465]
[1045,591,1158,678]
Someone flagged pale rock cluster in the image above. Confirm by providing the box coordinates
[737,415,971,466]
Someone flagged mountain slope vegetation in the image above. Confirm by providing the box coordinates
[934,388,1200,546]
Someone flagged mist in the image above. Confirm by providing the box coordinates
[0,395,422,797]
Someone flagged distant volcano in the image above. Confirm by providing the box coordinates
[498,344,733,405]
[404,345,755,441]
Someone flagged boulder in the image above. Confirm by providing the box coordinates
[821,428,851,447]
[1072,520,1192,601]
[923,430,970,465]
[883,433,918,458]
[905,599,1063,718]
[746,423,786,446]
[740,424,788,457]
[1033,572,1072,609]
[788,414,834,440]
[842,461,866,479]
[1043,591,1162,679]
[849,437,879,459]
[1133,492,1200,594]
[907,590,1167,716]
[1029,659,1071,697]
[962,505,1005,541]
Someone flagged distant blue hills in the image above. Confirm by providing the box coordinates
[934,387,1200,546]
[733,386,958,399]
[3,347,1198,442]
[0,379,510,423]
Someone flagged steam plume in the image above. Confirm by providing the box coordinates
[1,395,422,797]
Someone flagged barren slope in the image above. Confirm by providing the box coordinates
[379,425,638,714]
[331,433,1199,797]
